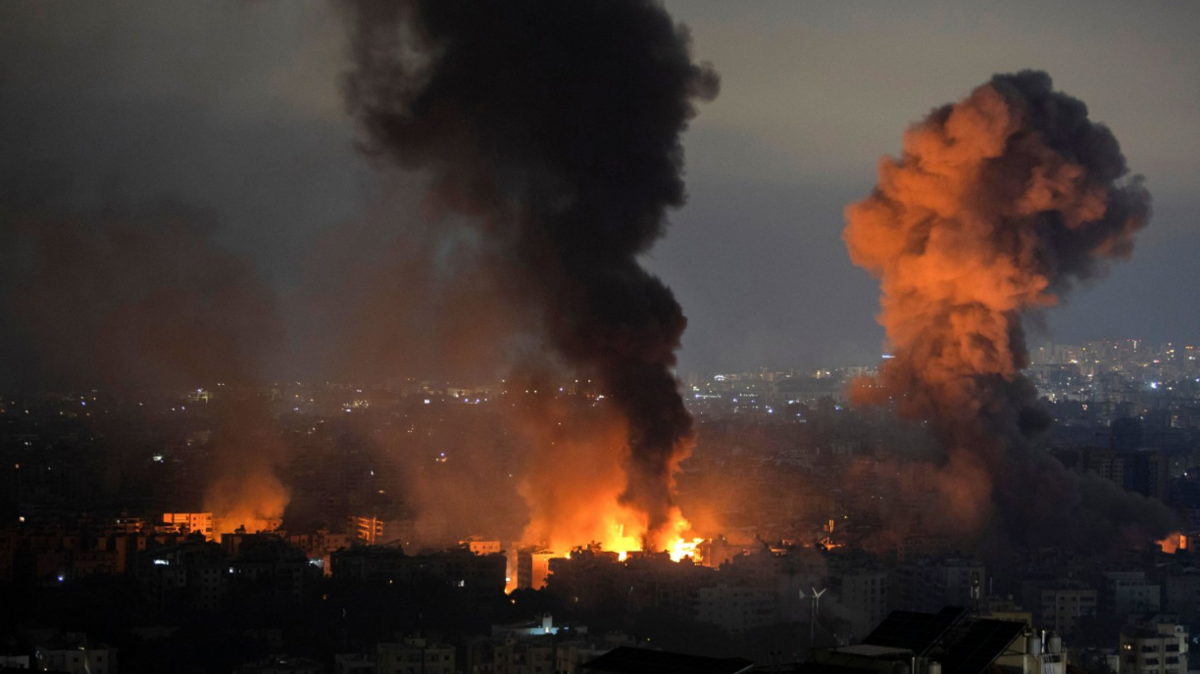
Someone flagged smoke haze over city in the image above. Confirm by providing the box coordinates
[2,2,1200,379]
[2,2,1200,672]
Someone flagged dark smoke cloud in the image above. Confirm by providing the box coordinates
[0,190,282,393]
[844,70,1176,550]
[341,0,717,539]
[0,182,291,534]
[297,173,530,383]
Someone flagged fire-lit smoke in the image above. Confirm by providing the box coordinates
[513,390,694,556]
[299,174,532,384]
[516,395,642,554]
[204,402,291,541]
[844,70,1176,548]
[341,0,718,542]
[0,191,292,537]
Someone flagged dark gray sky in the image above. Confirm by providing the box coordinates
[2,0,1197,377]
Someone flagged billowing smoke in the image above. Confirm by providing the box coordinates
[844,70,1176,548]
[204,400,291,541]
[0,189,290,537]
[298,173,531,384]
[341,0,717,541]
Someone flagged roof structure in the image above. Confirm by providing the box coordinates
[828,645,913,659]
[582,646,756,674]
[939,619,1025,674]
[861,607,967,655]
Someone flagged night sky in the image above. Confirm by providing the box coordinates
[2,1,1197,378]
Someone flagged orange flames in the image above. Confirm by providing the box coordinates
[202,404,290,542]
[1158,532,1187,554]
[205,469,289,542]
[515,395,703,563]
[665,514,704,562]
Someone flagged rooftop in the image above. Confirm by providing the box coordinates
[582,647,755,674]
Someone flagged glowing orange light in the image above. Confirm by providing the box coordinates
[1158,532,1186,554]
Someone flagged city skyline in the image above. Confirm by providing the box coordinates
[2,3,1200,671]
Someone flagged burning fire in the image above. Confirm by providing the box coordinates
[670,537,704,562]
[524,499,703,563]
[515,399,704,566]
[663,511,704,562]
[202,404,290,543]
[1158,532,1187,554]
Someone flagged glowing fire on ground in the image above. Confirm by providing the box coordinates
[533,503,704,563]
[670,536,704,562]
[516,403,704,566]
[663,513,704,562]
[505,505,706,594]
[1158,532,1187,554]
[205,463,289,543]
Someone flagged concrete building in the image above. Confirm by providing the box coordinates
[1105,571,1162,616]
[161,512,214,539]
[695,582,779,633]
[289,528,353,576]
[461,538,502,556]
[894,557,985,613]
[0,654,31,669]
[487,636,556,674]
[71,549,120,577]
[514,547,556,591]
[230,537,317,604]
[1022,579,1097,636]
[34,634,116,674]
[1163,571,1200,623]
[139,539,231,611]
[472,617,635,674]
[830,566,889,640]
[1119,622,1188,674]
[1072,449,1171,501]
[334,653,378,674]
[332,546,505,599]
[350,515,392,546]
[377,637,455,674]
[332,545,408,582]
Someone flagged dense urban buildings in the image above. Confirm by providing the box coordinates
[2,339,1199,670]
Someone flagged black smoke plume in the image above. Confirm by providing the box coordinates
[341,0,718,540]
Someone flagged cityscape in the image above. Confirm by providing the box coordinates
[3,1,1200,674]
[3,338,1200,671]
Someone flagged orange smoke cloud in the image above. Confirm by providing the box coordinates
[206,469,288,541]
[203,402,290,541]
[843,71,1165,547]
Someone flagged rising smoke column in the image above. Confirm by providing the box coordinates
[342,0,717,541]
[844,70,1175,548]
